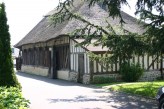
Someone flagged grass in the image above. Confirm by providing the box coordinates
[97,81,164,98]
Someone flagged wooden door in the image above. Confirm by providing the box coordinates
[78,54,84,83]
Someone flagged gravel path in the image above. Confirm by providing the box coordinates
[16,72,158,109]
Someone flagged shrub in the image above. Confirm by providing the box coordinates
[120,62,144,82]
[92,76,116,84]
[0,3,21,88]
[0,87,30,109]
[0,103,6,109]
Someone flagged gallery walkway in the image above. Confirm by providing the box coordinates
[16,72,157,109]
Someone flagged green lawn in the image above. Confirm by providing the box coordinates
[97,81,164,98]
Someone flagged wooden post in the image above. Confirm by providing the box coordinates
[101,54,103,73]
[147,56,158,70]
[115,59,118,72]
[160,53,163,79]
[49,47,54,78]
[132,56,135,63]
[137,55,140,64]
[147,54,149,69]
[157,55,159,69]
[90,60,94,82]
[142,55,144,68]
[152,55,155,70]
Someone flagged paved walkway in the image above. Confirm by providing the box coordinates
[16,72,157,109]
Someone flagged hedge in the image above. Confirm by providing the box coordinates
[0,87,30,109]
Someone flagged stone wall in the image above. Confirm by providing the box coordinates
[21,65,49,77]
[90,71,161,83]
[83,74,90,84]
[69,71,78,82]
[93,74,121,81]
[69,72,90,84]
[139,70,161,81]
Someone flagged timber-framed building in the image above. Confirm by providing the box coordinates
[15,1,162,84]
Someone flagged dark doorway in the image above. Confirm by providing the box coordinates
[16,57,22,70]
[78,54,84,83]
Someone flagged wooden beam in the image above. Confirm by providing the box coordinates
[90,60,94,82]
[147,55,149,69]
[142,55,144,68]
[147,56,158,70]
[93,71,118,75]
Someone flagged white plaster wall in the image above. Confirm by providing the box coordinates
[57,70,69,80]
[21,65,49,76]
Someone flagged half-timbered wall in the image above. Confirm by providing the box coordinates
[70,40,90,74]
[90,54,162,75]
[70,39,162,76]
[22,47,51,67]
[21,36,70,79]
[20,37,163,83]
[55,45,70,70]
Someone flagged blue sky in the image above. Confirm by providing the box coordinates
[0,0,137,45]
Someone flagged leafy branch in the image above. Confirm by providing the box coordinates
[51,0,149,61]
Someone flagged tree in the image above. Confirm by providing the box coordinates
[0,3,20,88]
[52,0,164,76]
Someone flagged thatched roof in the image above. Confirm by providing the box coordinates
[15,0,145,48]
[74,39,109,52]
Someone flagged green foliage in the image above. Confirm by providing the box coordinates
[52,0,164,69]
[136,0,164,27]
[0,87,30,109]
[120,62,144,82]
[156,76,163,81]
[0,103,6,109]
[0,3,20,88]
[92,76,116,84]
